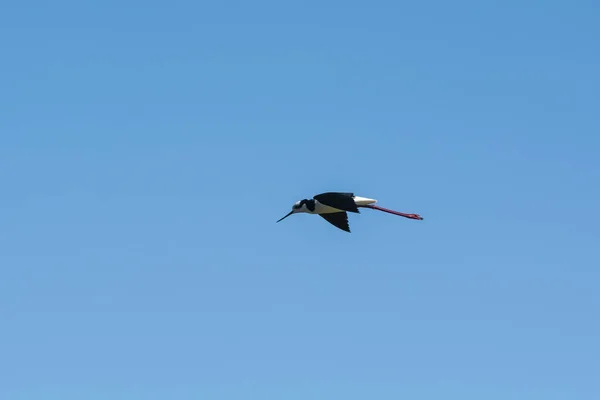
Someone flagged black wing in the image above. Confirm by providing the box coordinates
[319,212,351,232]
[313,192,359,213]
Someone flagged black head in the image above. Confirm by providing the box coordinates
[276,198,315,223]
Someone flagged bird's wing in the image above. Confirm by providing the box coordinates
[319,212,351,232]
[313,192,359,213]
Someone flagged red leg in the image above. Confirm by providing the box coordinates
[359,204,423,220]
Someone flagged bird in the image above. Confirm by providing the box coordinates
[276,192,423,233]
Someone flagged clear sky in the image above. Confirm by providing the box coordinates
[2,1,599,399]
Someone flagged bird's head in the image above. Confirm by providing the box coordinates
[276,199,310,223]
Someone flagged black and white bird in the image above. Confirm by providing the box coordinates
[276,192,423,233]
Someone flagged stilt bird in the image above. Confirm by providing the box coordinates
[276,192,423,233]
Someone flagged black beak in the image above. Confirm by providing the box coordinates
[276,211,293,223]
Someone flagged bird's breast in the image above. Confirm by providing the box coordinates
[312,200,344,214]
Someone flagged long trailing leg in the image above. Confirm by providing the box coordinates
[358,204,423,220]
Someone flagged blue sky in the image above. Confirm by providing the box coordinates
[1,1,599,399]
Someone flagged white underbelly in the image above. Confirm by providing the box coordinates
[313,202,343,214]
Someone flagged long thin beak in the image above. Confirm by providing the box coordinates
[276,211,293,223]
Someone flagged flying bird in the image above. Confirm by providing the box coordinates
[276,192,423,232]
